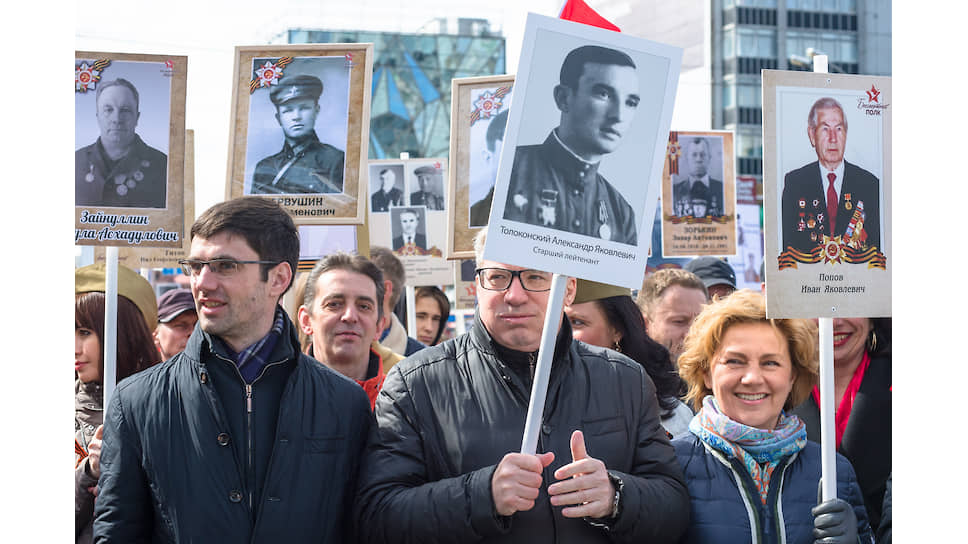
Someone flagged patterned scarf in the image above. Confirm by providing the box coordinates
[218,307,286,384]
[690,395,807,505]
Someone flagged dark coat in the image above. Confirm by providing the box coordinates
[469,186,494,227]
[670,177,725,217]
[504,132,637,245]
[76,135,168,208]
[372,187,404,212]
[251,133,344,194]
[392,233,427,251]
[781,160,880,253]
[791,352,891,530]
[93,314,373,543]
[410,190,444,210]
[355,317,690,543]
[673,436,873,544]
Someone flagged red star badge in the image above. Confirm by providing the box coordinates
[866,85,880,103]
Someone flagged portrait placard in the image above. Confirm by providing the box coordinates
[762,70,891,318]
[296,224,368,272]
[367,158,454,286]
[226,44,373,225]
[660,130,736,257]
[75,51,187,248]
[446,75,514,259]
[454,259,478,310]
[481,14,682,289]
[93,130,195,267]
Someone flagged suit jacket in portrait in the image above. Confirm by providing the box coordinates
[392,233,427,251]
[781,160,880,253]
[372,188,403,212]
[76,135,168,208]
[251,132,344,195]
[671,177,725,217]
[503,132,637,245]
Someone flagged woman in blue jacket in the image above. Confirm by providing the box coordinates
[672,290,873,543]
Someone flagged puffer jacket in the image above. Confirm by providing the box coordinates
[93,312,374,543]
[355,316,690,544]
[673,435,873,543]
[75,379,102,543]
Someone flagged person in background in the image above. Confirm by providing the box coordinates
[153,288,197,360]
[673,290,872,543]
[413,286,450,347]
[792,317,891,532]
[369,246,426,360]
[684,256,737,301]
[565,279,693,438]
[75,263,161,544]
[636,268,708,365]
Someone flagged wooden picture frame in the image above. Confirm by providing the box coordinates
[75,51,187,248]
[446,75,514,259]
[226,44,373,225]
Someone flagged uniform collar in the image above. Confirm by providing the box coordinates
[283,131,322,155]
[543,131,602,188]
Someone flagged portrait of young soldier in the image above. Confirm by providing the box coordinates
[671,137,724,218]
[76,78,168,208]
[781,96,881,254]
[371,166,404,212]
[504,45,639,245]
[250,74,345,195]
[469,108,509,227]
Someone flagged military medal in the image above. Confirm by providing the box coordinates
[807,216,816,229]
[141,160,151,168]
[116,184,128,196]
[85,165,95,183]
[127,179,137,189]
[797,213,805,232]
[810,231,817,241]
[844,193,852,211]
[812,199,820,208]
[539,189,558,227]
[133,170,144,182]
[597,200,611,240]
[798,198,806,208]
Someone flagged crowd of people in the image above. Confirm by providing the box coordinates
[75,196,891,543]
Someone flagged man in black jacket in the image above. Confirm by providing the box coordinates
[355,230,689,543]
[94,197,373,542]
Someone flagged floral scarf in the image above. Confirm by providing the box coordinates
[690,395,807,505]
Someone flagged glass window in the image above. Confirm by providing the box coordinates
[723,28,736,59]
[840,37,857,63]
[722,81,736,109]
[738,28,776,58]
[737,132,763,158]
[738,84,761,108]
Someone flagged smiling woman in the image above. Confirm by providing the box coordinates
[671,289,874,544]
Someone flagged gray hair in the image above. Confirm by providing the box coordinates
[807,97,847,132]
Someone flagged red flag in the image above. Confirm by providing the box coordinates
[558,0,621,32]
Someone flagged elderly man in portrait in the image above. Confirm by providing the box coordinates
[355,229,689,543]
[251,74,345,195]
[371,167,404,212]
[76,78,168,208]
[504,45,640,245]
[409,165,444,210]
[781,96,880,254]
[671,137,724,218]
[469,108,509,227]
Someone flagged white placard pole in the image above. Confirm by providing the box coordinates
[405,285,417,338]
[520,273,568,455]
[812,53,837,502]
[103,247,120,409]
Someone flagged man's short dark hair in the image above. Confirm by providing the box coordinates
[686,137,710,156]
[369,246,405,308]
[486,109,509,152]
[303,252,385,321]
[96,78,140,111]
[559,45,636,90]
[190,197,299,292]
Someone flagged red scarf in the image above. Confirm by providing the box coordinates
[811,351,870,450]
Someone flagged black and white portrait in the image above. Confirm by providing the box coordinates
[407,164,445,211]
[671,135,725,218]
[390,206,429,255]
[468,102,510,228]
[75,60,171,208]
[370,163,405,213]
[244,56,350,195]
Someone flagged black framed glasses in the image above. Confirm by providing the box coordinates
[178,259,280,277]
[476,267,552,292]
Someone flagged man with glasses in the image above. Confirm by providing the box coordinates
[95,197,373,542]
[356,230,690,543]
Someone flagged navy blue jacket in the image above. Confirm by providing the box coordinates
[93,313,373,543]
[673,435,873,544]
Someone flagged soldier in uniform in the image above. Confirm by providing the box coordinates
[409,165,444,210]
[76,78,168,208]
[504,45,638,246]
[250,74,345,195]
[371,167,404,212]
[469,108,509,227]
[781,97,880,254]
[671,137,724,218]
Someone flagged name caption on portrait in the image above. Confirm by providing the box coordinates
[799,273,865,294]
[76,210,180,245]
[672,226,729,252]
[268,196,336,217]
[500,225,638,266]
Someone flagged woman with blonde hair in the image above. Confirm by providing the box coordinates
[673,289,872,543]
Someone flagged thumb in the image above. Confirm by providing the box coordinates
[570,430,588,462]
[537,451,555,468]
[94,425,104,439]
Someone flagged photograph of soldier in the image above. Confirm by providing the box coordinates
[370,164,404,213]
[781,97,880,254]
[249,73,346,195]
[408,165,445,210]
[503,45,639,245]
[469,108,509,228]
[76,77,168,208]
[390,207,428,253]
[671,136,724,218]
